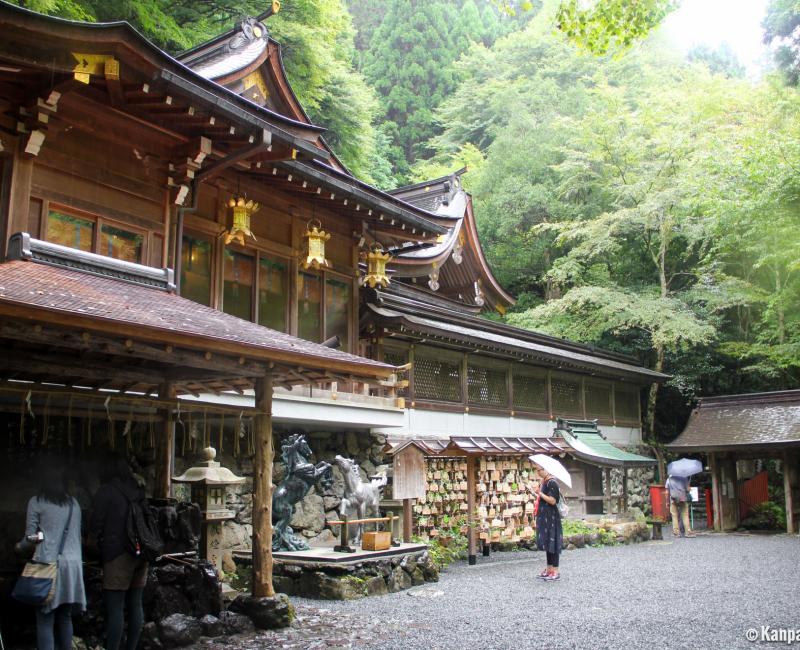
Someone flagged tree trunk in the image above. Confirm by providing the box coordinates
[644,216,670,480]
[775,267,785,344]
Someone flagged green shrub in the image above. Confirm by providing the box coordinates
[741,501,786,530]
[414,515,469,569]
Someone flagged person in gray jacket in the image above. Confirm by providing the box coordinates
[23,463,86,650]
[666,474,696,538]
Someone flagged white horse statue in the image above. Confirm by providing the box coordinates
[334,455,387,544]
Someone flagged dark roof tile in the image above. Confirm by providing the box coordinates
[0,260,392,374]
[668,390,800,450]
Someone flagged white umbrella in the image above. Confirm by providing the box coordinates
[528,454,572,488]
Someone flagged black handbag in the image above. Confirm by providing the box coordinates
[12,500,73,607]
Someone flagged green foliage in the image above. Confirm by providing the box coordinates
[561,519,592,536]
[554,0,680,55]
[359,0,519,180]
[8,0,92,20]
[426,5,800,442]
[763,0,800,85]
[740,501,787,531]
[596,527,618,546]
[424,536,468,570]
[508,285,716,352]
[688,43,745,79]
[414,515,468,569]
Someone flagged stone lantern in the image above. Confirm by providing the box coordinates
[173,447,245,571]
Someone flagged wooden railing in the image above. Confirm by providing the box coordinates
[327,514,400,553]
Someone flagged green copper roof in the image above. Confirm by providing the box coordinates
[557,419,656,468]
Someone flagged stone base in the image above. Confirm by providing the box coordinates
[229,593,294,630]
[245,546,439,600]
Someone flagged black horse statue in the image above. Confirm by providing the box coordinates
[272,433,332,551]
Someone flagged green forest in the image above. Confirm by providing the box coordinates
[10,0,800,446]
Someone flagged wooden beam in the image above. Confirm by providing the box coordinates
[402,498,413,544]
[0,350,165,386]
[0,320,267,379]
[154,381,175,500]
[3,138,33,258]
[196,129,271,183]
[252,373,275,597]
[466,454,477,565]
[709,452,721,532]
[784,450,795,535]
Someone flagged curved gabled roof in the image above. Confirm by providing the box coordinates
[388,170,515,313]
[0,2,449,239]
[177,13,355,174]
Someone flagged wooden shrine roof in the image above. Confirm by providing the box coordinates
[0,3,448,244]
[667,390,800,453]
[0,237,395,396]
[364,293,667,383]
[388,170,515,313]
[387,433,654,468]
[445,436,571,456]
[386,436,570,457]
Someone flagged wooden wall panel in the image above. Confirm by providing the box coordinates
[393,446,426,500]
[32,165,162,228]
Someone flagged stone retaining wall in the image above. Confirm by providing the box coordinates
[270,550,440,600]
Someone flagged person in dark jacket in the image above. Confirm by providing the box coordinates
[533,466,563,582]
[91,454,148,650]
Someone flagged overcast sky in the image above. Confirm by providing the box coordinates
[662,0,770,76]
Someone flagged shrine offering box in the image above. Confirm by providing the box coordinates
[362,531,392,551]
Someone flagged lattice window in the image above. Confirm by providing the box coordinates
[551,374,582,416]
[513,370,547,411]
[383,348,408,397]
[413,354,462,402]
[467,363,508,407]
[615,387,640,421]
[585,381,612,419]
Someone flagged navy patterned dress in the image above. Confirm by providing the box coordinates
[536,479,563,554]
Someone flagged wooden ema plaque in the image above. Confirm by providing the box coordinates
[362,531,392,551]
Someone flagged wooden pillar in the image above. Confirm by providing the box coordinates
[2,141,34,260]
[709,452,721,531]
[784,451,795,535]
[603,467,612,515]
[402,498,413,543]
[252,373,275,598]
[466,455,477,565]
[621,468,629,512]
[154,382,175,500]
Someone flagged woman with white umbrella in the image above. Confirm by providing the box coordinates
[530,454,571,582]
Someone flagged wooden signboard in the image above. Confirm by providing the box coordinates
[393,444,427,500]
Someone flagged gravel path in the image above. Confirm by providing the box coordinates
[196,531,800,650]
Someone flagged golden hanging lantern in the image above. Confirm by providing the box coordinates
[302,219,330,269]
[362,243,391,288]
[224,194,259,246]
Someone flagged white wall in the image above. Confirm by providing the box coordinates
[374,409,642,445]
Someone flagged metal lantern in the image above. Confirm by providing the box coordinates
[362,244,391,288]
[302,219,330,269]
[224,194,259,246]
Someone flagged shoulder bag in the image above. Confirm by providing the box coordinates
[547,479,569,518]
[12,499,73,607]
